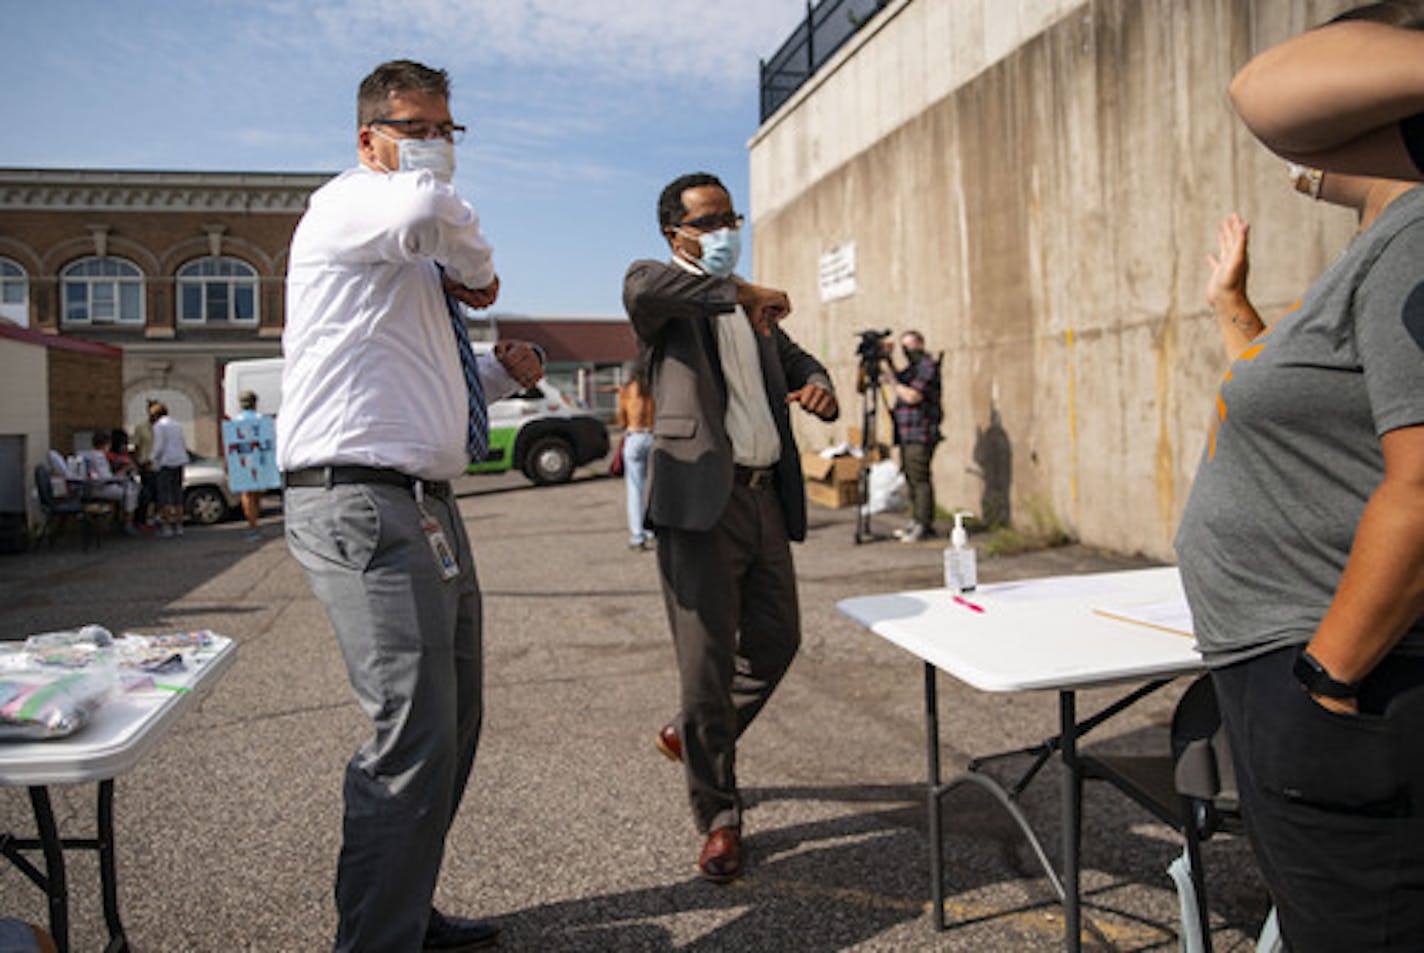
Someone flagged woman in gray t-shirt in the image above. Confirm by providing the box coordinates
[1175,154,1424,949]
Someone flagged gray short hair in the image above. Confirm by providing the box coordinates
[357,60,450,126]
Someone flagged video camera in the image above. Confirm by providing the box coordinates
[855,328,892,387]
[856,328,891,362]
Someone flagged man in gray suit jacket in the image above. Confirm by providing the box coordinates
[624,172,838,883]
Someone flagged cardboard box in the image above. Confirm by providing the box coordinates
[802,451,863,509]
[801,452,862,484]
[806,479,861,509]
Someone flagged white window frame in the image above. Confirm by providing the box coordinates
[177,256,259,326]
[0,257,28,326]
[61,256,145,326]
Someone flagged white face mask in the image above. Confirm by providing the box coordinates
[679,226,741,277]
[372,128,456,182]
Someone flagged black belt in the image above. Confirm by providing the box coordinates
[733,465,775,490]
[283,466,451,498]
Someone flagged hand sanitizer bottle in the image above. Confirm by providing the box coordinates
[943,512,977,593]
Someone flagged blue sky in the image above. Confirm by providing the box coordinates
[0,0,808,317]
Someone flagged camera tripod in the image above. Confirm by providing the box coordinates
[854,361,895,545]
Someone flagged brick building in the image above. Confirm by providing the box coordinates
[0,165,646,508]
[0,321,124,539]
[488,314,637,419]
[0,167,332,457]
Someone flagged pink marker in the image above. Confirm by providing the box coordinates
[952,595,985,614]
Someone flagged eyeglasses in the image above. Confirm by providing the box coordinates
[368,118,467,144]
[676,212,743,232]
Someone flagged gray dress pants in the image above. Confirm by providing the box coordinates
[285,482,482,953]
[656,481,802,834]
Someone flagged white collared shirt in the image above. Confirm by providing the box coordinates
[278,166,518,481]
[671,256,781,467]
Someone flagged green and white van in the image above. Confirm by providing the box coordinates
[471,378,609,484]
[221,357,609,486]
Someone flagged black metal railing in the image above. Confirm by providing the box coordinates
[759,0,894,123]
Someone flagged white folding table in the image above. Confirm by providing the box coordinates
[838,566,1203,951]
[0,637,237,953]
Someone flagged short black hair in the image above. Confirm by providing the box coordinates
[657,172,728,232]
[357,60,450,127]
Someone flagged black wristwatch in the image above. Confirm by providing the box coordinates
[1292,648,1358,699]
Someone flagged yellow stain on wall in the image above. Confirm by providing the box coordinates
[1155,318,1176,543]
[1065,328,1078,506]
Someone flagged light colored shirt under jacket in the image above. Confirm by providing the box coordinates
[670,256,781,468]
[279,166,518,482]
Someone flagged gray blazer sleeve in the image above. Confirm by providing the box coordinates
[624,259,738,341]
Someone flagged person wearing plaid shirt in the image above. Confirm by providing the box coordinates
[889,330,943,542]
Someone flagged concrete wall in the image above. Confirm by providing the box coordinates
[752,0,1362,559]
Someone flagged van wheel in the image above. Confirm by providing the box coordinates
[523,436,575,485]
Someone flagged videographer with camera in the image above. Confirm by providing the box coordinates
[886,330,943,542]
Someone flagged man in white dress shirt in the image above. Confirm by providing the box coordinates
[279,59,542,953]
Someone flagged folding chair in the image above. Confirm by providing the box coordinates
[1080,674,1279,953]
[33,464,102,550]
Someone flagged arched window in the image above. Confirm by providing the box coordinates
[62,257,144,325]
[177,256,258,325]
[0,258,28,326]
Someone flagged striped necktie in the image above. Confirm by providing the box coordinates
[438,269,489,461]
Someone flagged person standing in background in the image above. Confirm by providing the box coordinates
[888,330,943,543]
[616,350,656,550]
[234,390,269,541]
[131,399,159,530]
[149,402,187,539]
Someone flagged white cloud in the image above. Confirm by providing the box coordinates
[264,0,808,86]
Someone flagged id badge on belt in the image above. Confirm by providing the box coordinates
[415,487,459,581]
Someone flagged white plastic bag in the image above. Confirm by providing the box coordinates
[863,460,907,514]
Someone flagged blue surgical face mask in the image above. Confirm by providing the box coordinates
[694,227,741,277]
[373,128,456,182]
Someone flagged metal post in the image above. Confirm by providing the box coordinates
[805,0,815,75]
[1059,691,1082,952]
[28,786,69,953]
[925,663,945,930]
[759,58,767,123]
[97,780,128,950]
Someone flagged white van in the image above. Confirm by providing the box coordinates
[221,357,284,419]
[220,357,608,485]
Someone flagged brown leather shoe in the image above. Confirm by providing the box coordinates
[655,723,682,763]
[697,827,742,883]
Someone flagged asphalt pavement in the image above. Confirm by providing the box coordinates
[0,464,1272,952]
